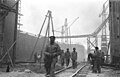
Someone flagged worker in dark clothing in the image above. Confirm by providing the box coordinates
[60,50,65,66]
[71,48,77,69]
[94,47,101,73]
[65,48,71,67]
[44,36,61,77]
[88,52,95,72]
[101,52,105,65]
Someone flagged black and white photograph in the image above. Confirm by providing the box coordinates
[0,0,120,77]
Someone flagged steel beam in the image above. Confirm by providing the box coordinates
[56,34,94,38]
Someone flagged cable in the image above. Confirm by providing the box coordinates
[29,12,49,60]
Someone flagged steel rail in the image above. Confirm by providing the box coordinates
[45,63,75,77]
[53,62,86,77]
[55,63,80,75]
[70,63,87,77]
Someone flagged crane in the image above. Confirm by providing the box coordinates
[54,17,79,34]
[54,17,79,43]
[56,15,109,54]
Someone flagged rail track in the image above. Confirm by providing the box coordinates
[70,64,87,77]
[54,62,87,77]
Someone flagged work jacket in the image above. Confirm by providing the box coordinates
[44,42,61,59]
[71,51,77,60]
[65,51,71,59]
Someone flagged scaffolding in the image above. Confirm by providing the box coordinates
[100,0,109,56]
[0,0,21,66]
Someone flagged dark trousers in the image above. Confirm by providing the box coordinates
[66,59,70,66]
[61,58,64,66]
[50,58,57,77]
[91,60,95,72]
[94,63,101,73]
[101,58,104,66]
[44,56,57,77]
[72,60,77,69]
[94,60,101,73]
[44,57,52,75]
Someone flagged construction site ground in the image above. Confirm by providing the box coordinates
[85,68,120,77]
[1,63,120,77]
[0,62,64,77]
[77,64,120,77]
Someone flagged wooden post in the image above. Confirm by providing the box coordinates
[13,1,19,65]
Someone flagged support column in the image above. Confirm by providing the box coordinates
[13,1,19,64]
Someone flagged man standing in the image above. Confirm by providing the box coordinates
[101,52,105,65]
[65,48,71,67]
[71,48,77,69]
[94,47,101,73]
[44,36,61,77]
[60,50,65,66]
[88,52,95,72]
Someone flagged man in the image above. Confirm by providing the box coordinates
[71,48,77,69]
[88,52,95,72]
[101,52,105,65]
[60,50,65,66]
[65,48,71,67]
[44,36,61,77]
[94,47,101,73]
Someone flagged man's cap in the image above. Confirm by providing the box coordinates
[67,48,69,50]
[95,47,99,50]
[49,36,55,39]
[73,48,76,50]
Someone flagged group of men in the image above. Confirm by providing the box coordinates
[88,47,105,73]
[60,48,77,69]
[43,36,78,77]
[35,35,104,77]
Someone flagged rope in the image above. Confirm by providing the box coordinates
[29,12,49,60]
[50,13,55,36]
[40,21,49,68]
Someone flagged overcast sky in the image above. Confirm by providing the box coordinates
[20,0,107,47]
